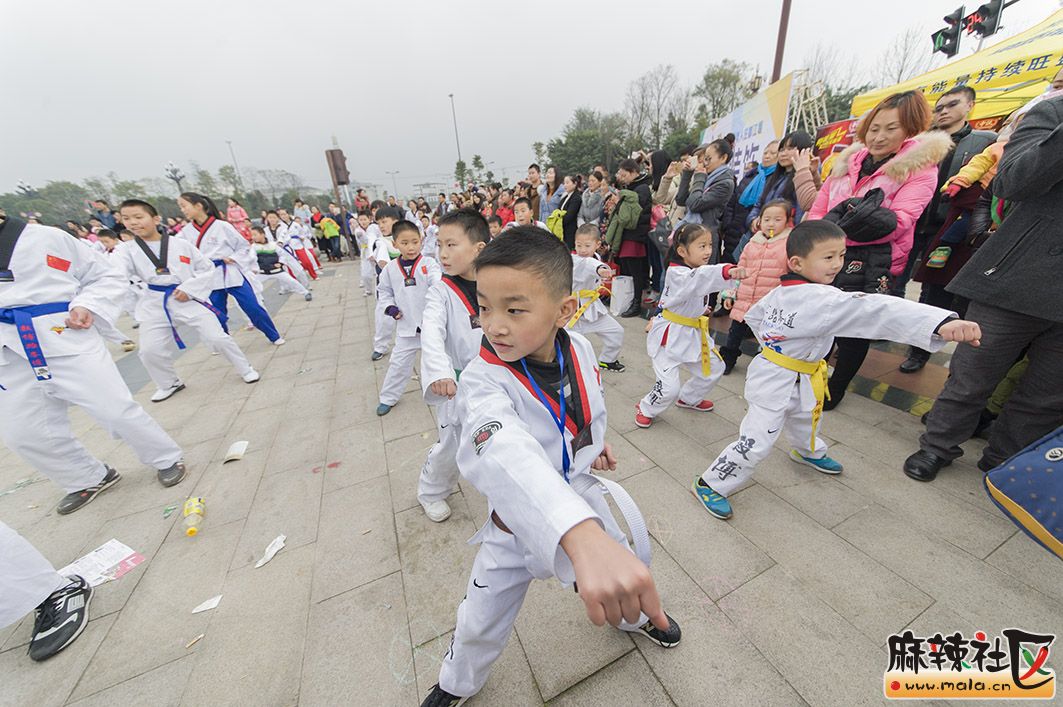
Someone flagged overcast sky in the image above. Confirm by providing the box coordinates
[2,0,1059,197]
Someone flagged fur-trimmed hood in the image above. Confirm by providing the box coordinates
[828,130,954,183]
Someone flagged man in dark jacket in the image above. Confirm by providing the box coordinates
[898,86,996,371]
[903,95,1063,482]
[615,158,653,317]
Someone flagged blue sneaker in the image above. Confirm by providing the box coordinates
[789,450,843,475]
[691,478,732,519]
[376,403,393,416]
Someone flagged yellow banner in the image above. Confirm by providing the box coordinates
[852,9,1063,120]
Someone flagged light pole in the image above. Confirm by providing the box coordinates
[448,93,462,164]
[164,162,186,194]
[225,140,243,187]
[771,0,793,84]
[385,170,400,198]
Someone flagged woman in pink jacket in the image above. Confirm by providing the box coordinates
[806,91,953,408]
[226,197,253,242]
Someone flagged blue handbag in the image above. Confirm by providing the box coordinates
[983,426,1063,560]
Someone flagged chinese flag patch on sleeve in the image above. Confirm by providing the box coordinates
[46,255,71,272]
[179,255,191,264]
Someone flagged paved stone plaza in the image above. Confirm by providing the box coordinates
[1,260,1060,706]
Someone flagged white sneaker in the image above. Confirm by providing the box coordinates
[242,368,261,384]
[420,499,451,523]
[151,382,185,403]
[273,338,286,346]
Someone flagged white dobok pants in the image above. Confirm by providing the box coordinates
[0,521,63,629]
[639,347,724,418]
[570,315,624,362]
[378,335,419,406]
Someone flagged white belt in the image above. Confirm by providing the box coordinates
[570,473,652,568]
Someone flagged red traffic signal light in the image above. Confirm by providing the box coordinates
[964,0,1004,38]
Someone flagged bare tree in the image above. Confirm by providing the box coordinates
[624,65,687,150]
[803,43,859,92]
[876,26,936,86]
[624,73,653,148]
[692,59,758,123]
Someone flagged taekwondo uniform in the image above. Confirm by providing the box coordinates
[115,234,256,392]
[178,217,281,342]
[437,330,654,698]
[354,225,376,295]
[371,225,399,355]
[0,521,63,629]
[377,254,441,406]
[421,224,439,261]
[702,274,955,496]
[566,255,624,363]
[417,275,482,505]
[0,220,183,494]
[275,219,318,281]
[638,262,739,418]
[254,243,310,297]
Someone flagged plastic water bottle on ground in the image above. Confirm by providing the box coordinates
[183,497,205,536]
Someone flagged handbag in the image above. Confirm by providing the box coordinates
[983,425,1063,559]
[823,188,898,243]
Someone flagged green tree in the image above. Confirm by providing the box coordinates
[454,160,468,189]
[546,108,627,177]
[692,59,758,122]
[82,177,112,203]
[217,165,242,195]
[190,162,220,196]
[531,142,547,166]
[0,180,92,224]
[469,155,486,184]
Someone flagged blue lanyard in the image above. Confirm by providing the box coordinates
[520,341,570,482]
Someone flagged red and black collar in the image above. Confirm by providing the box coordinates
[192,216,217,248]
[780,272,814,287]
[443,274,477,317]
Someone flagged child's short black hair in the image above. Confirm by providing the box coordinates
[96,228,118,240]
[513,197,532,210]
[786,220,846,259]
[391,220,421,240]
[376,206,403,222]
[250,225,265,233]
[438,208,490,244]
[118,199,158,217]
[574,223,600,241]
[476,226,571,298]
[486,215,503,227]
[266,209,279,217]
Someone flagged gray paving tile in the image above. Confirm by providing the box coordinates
[230,467,323,571]
[414,630,542,706]
[984,531,1063,604]
[67,655,194,707]
[386,431,437,514]
[323,419,389,494]
[550,650,673,706]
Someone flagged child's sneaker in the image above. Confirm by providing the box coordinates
[28,575,92,661]
[421,498,451,522]
[370,351,385,361]
[419,684,466,707]
[272,337,286,346]
[789,450,843,474]
[634,404,653,429]
[376,403,393,416]
[691,477,732,519]
[599,360,625,372]
[634,612,682,648]
[676,399,714,412]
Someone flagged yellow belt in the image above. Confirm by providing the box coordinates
[661,309,716,377]
[760,347,831,450]
[567,289,601,328]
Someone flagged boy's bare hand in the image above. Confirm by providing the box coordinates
[173,290,190,302]
[430,378,457,399]
[65,306,94,329]
[938,319,981,346]
[393,311,404,320]
[562,520,669,630]
[591,442,617,472]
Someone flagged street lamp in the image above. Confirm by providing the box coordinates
[385,170,400,198]
[164,161,186,193]
[448,93,462,164]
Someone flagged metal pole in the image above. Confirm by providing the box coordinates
[771,0,793,84]
[225,140,243,185]
[386,171,400,198]
[448,94,463,163]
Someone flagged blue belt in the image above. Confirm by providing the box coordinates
[0,302,70,381]
[147,284,226,349]
[211,258,228,279]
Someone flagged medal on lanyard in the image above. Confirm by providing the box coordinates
[520,340,571,482]
[400,256,420,287]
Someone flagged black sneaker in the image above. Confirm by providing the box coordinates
[370,351,385,361]
[599,360,626,372]
[419,684,467,706]
[28,575,92,661]
[635,612,682,648]
[157,461,186,487]
[57,466,120,515]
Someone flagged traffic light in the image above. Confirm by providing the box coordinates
[932,6,965,58]
[326,149,350,185]
[965,0,1004,38]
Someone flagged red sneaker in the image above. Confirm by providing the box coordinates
[676,399,714,412]
[634,404,653,428]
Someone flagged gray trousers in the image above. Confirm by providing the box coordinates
[921,301,1063,466]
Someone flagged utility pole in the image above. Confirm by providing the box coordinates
[771,0,793,84]
[448,93,463,164]
[386,170,400,199]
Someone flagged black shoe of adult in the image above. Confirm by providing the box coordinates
[823,390,843,411]
[899,355,929,374]
[620,304,642,318]
[977,456,998,473]
[710,306,730,318]
[903,450,951,482]
[57,466,120,515]
[28,575,92,661]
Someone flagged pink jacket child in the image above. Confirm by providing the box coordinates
[725,227,791,322]
[807,131,952,275]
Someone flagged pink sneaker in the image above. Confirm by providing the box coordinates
[677,399,714,412]
[634,404,653,428]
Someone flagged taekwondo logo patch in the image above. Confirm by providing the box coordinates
[46,255,71,272]
[472,421,502,455]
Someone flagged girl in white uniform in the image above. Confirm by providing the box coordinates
[0,217,186,515]
[370,208,401,360]
[354,212,377,296]
[635,223,747,428]
[116,200,260,402]
[417,209,489,522]
[567,224,625,371]
[692,221,982,520]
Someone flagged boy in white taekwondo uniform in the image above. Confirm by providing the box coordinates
[354,212,377,296]
[370,207,402,361]
[91,230,137,352]
[692,221,983,520]
[419,227,681,706]
[1,522,93,662]
[567,224,625,372]
[250,227,312,300]
[176,193,285,345]
[417,210,490,523]
[0,217,186,516]
[263,211,312,289]
[278,209,318,283]
[116,201,260,403]
[376,220,441,415]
